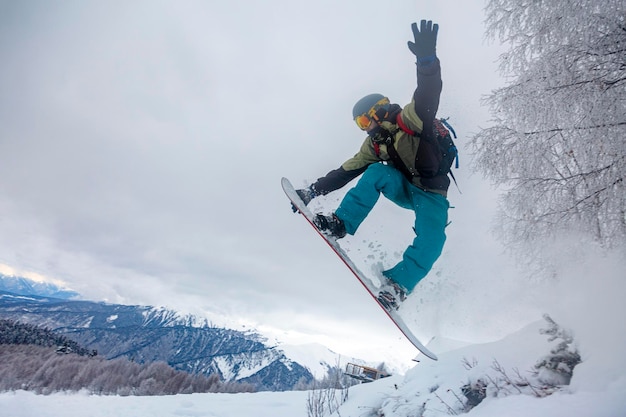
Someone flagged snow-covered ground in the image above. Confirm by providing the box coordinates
[0,389,309,417]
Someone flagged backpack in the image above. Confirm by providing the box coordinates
[396,115,459,180]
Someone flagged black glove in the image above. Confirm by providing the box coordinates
[291,186,317,212]
[407,20,439,63]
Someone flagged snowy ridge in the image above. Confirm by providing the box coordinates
[278,343,341,378]
[140,306,213,328]
[277,342,383,379]
[214,349,280,381]
[0,273,78,299]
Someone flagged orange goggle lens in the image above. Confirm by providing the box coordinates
[354,97,391,130]
[355,114,372,130]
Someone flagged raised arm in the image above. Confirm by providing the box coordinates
[407,20,442,132]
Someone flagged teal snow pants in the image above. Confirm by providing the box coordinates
[334,163,449,294]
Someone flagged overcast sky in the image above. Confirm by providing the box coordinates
[0,0,519,361]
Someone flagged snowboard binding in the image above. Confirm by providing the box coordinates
[377,280,407,311]
[313,213,346,239]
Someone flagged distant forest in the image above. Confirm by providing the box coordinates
[0,319,96,356]
[0,319,256,395]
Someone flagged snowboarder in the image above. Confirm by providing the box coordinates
[293,20,450,310]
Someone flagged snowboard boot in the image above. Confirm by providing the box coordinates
[313,213,346,239]
[377,279,407,311]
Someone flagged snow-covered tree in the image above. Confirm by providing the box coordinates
[472,0,626,249]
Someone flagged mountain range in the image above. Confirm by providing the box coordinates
[0,274,79,299]
[0,275,359,391]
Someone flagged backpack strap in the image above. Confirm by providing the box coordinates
[385,138,415,182]
[369,127,414,181]
[373,142,381,157]
[396,114,417,136]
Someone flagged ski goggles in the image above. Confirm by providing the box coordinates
[354,97,391,130]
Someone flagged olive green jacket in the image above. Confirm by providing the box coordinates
[312,58,448,197]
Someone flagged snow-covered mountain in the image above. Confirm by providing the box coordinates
[0,273,78,299]
[277,342,393,381]
[0,274,393,387]
[0,290,315,391]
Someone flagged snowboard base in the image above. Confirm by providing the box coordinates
[282,177,437,361]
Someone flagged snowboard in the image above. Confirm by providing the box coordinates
[282,177,438,361]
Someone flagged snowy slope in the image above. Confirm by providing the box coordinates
[278,343,347,378]
[338,308,626,416]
